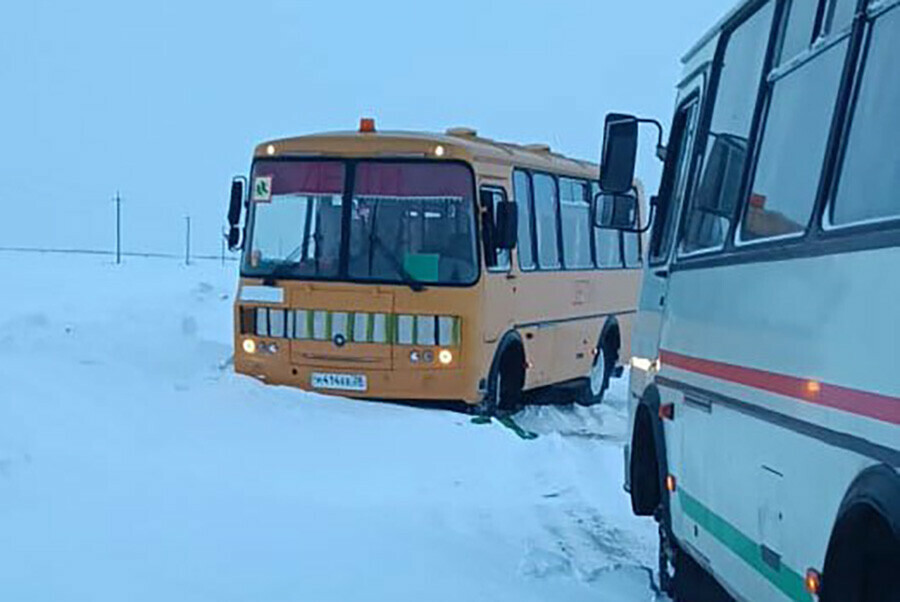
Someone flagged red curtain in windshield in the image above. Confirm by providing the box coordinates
[354,162,471,198]
[252,161,345,195]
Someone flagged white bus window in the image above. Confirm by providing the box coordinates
[559,178,592,269]
[741,39,848,241]
[533,173,561,269]
[680,1,775,254]
[592,182,623,267]
[828,0,856,33]
[778,0,820,62]
[831,6,900,226]
[513,170,536,270]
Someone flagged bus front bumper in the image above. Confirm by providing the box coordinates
[236,354,481,405]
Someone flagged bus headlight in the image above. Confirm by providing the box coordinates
[242,338,257,354]
[438,349,453,365]
[409,350,420,363]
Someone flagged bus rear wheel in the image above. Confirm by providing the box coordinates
[576,337,617,406]
[821,505,900,602]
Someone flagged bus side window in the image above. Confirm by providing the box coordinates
[513,170,536,271]
[679,1,776,254]
[559,177,592,269]
[533,173,561,269]
[739,33,848,242]
[829,4,900,226]
[481,187,511,271]
[591,181,623,268]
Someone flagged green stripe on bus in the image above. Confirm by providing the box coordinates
[325,311,333,340]
[452,317,461,346]
[367,313,375,342]
[678,489,810,602]
[306,310,314,339]
[412,316,418,345]
[347,312,355,341]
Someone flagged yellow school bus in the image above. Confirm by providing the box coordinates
[225,120,643,413]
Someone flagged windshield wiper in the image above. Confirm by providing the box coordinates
[369,232,426,292]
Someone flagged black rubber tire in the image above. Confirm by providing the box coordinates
[630,409,661,516]
[821,507,900,602]
[477,348,525,416]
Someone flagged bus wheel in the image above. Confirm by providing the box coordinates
[576,337,616,406]
[821,504,900,602]
[630,407,660,516]
[478,347,525,416]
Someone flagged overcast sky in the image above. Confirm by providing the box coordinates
[0,0,734,256]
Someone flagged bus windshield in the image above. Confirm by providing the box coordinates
[244,160,478,286]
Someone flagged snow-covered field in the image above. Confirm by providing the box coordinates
[0,252,662,601]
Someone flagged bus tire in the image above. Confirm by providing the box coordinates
[630,405,661,516]
[477,336,526,416]
[576,323,620,406]
[821,466,900,602]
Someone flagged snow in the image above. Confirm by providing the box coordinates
[0,252,662,601]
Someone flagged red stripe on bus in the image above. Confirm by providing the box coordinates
[659,350,900,426]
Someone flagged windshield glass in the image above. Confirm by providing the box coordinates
[348,162,477,285]
[245,161,345,277]
[243,160,478,286]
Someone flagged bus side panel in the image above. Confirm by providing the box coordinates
[660,245,899,601]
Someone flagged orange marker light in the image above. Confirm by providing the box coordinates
[806,380,821,396]
[805,568,821,596]
[666,474,677,493]
[359,118,376,133]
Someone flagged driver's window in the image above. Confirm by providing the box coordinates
[649,98,699,264]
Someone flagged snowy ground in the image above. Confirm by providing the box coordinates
[0,252,662,602]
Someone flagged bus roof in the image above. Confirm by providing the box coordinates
[254,128,599,180]
[681,0,757,65]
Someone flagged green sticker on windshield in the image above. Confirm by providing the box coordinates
[252,176,272,202]
[403,253,439,282]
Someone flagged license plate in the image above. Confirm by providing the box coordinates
[310,372,368,392]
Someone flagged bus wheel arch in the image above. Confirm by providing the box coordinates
[480,331,527,415]
[630,385,668,517]
[821,464,900,602]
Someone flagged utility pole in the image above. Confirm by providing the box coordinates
[184,215,191,266]
[114,191,122,264]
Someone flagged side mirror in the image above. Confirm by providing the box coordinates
[227,176,246,251]
[494,202,518,250]
[593,191,639,230]
[599,113,639,193]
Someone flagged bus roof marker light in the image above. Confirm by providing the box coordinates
[359,118,376,133]
[266,144,275,156]
[434,145,445,157]
[805,568,821,596]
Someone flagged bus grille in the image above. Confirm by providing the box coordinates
[242,308,460,346]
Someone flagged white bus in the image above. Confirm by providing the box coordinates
[593,0,900,600]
